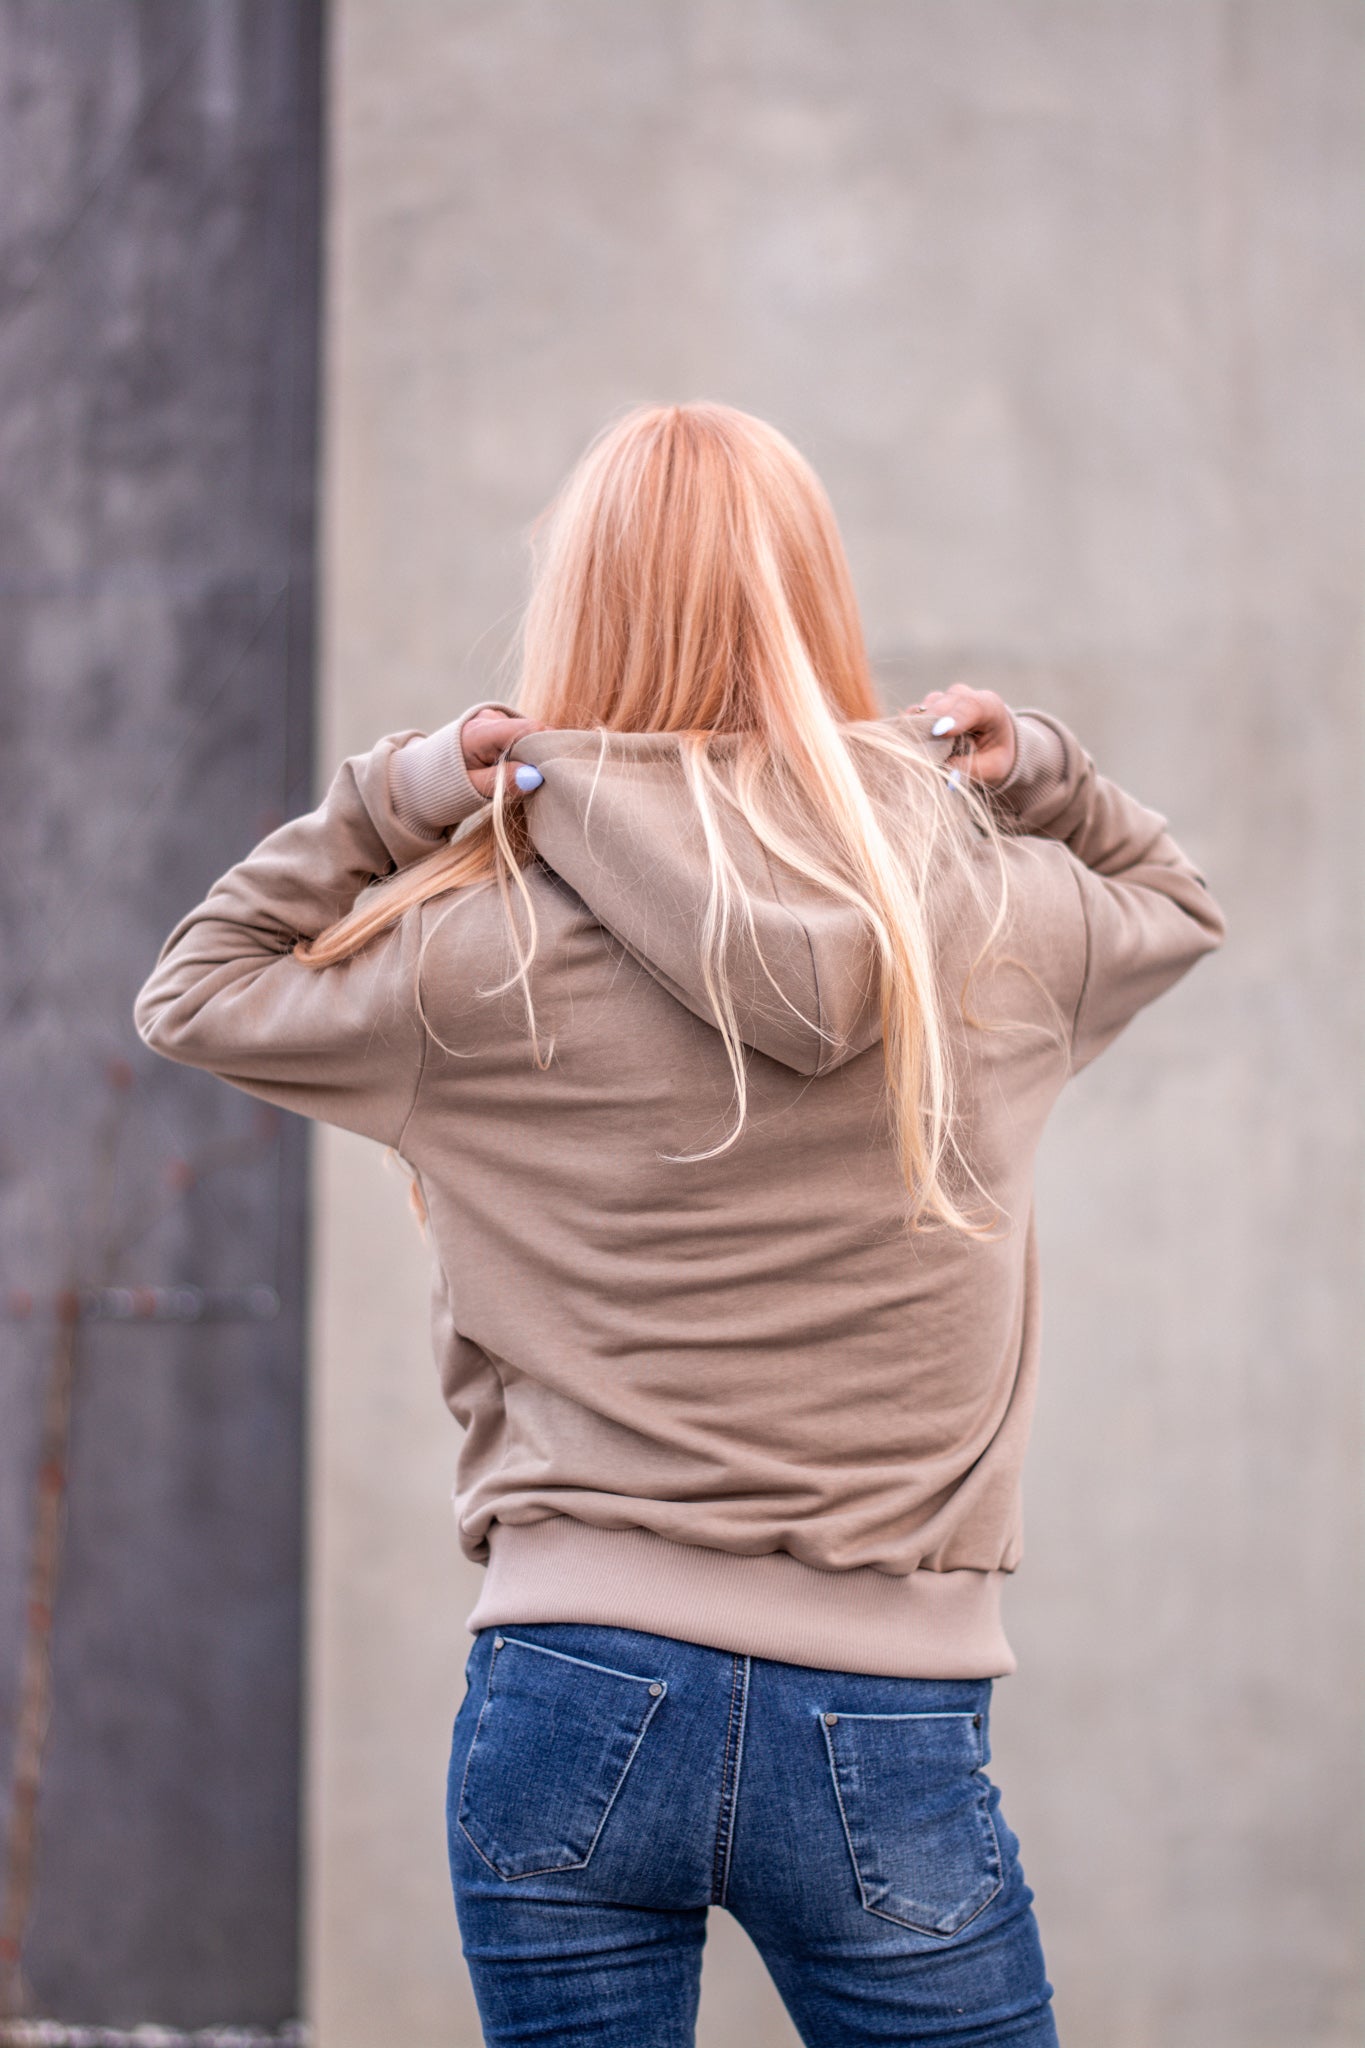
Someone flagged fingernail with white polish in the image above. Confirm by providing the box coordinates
[931,715,956,736]
[947,767,963,791]
[514,764,544,792]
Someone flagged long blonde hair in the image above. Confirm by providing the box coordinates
[298,402,1020,1233]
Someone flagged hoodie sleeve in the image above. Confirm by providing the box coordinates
[989,708,1226,1074]
[133,704,509,1144]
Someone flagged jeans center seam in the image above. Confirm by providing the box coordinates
[710,1652,750,1906]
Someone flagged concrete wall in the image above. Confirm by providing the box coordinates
[312,5,1363,2044]
[0,0,322,2031]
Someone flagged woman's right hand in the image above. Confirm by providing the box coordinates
[461,709,549,798]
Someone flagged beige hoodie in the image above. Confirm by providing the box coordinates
[134,704,1224,1679]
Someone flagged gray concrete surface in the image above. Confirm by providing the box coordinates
[313,4,1363,2044]
[0,2,321,2028]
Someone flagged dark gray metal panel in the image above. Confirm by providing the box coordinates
[0,1,322,2028]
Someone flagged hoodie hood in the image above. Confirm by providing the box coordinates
[505,711,959,1077]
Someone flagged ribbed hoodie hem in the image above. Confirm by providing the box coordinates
[464,1518,1017,1680]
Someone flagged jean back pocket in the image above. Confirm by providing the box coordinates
[457,1634,668,1879]
[820,1708,1003,1935]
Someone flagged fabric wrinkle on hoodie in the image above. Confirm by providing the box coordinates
[134,703,1225,1680]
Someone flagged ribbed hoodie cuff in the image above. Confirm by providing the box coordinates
[388,699,523,837]
[990,709,1071,830]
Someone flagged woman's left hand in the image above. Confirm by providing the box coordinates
[908,685,1018,787]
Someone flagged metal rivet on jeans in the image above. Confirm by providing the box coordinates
[973,1712,982,1726]
[648,1682,663,1696]
[824,1712,838,1725]
[493,1637,505,1649]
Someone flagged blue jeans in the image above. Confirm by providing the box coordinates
[447,1620,1059,2046]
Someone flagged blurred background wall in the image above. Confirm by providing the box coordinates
[1,3,320,2038]
[313,4,1362,2048]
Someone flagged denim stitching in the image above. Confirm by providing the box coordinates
[818,1707,1004,1937]
[457,1634,668,1881]
[716,1655,750,1907]
[711,1653,750,1905]
[723,1655,750,1903]
[454,1636,506,1877]
[820,1709,979,1722]
[493,1633,667,1687]
[709,1657,741,1902]
[820,1710,873,1914]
